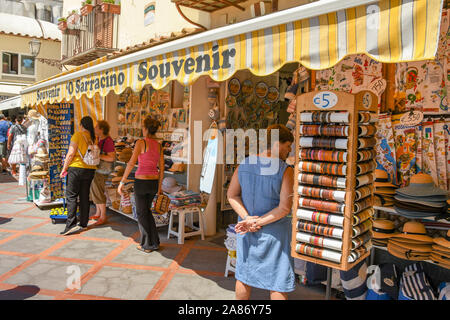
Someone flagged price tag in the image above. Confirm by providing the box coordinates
[400,111,423,126]
[313,91,338,110]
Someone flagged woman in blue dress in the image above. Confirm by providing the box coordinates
[227,124,295,300]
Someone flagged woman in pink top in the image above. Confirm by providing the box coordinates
[118,116,164,253]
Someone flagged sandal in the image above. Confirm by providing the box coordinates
[136,245,153,253]
[93,218,107,226]
[89,215,101,220]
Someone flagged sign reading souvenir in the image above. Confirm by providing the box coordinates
[47,103,73,201]
[313,91,338,110]
[400,111,424,127]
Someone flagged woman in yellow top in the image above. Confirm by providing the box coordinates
[59,116,97,236]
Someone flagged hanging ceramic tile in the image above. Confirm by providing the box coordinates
[445,121,450,190]
[392,113,417,186]
[433,120,448,190]
[421,120,439,186]
[415,124,423,173]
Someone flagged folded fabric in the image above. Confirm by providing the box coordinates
[168,190,201,207]
[398,263,436,300]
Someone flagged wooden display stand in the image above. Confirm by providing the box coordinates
[291,90,378,271]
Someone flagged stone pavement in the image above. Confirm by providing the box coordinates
[0,175,332,300]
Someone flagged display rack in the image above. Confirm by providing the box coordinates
[292,90,378,271]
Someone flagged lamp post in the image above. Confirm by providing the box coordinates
[28,38,65,71]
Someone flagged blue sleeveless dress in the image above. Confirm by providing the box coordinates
[235,155,295,292]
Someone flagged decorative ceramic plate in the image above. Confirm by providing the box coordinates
[241,80,253,96]
[255,81,269,99]
[226,95,236,109]
[228,78,241,96]
[261,99,272,111]
[267,86,279,102]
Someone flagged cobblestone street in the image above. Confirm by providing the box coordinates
[0,175,329,300]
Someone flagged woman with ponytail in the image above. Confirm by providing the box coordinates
[60,116,97,236]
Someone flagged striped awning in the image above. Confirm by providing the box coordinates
[21,0,444,108]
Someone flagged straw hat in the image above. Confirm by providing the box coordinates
[430,253,450,268]
[388,239,432,253]
[374,169,397,188]
[375,187,396,195]
[118,148,132,162]
[27,109,41,120]
[169,162,186,173]
[433,230,450,249]
[387,242,430,261]
[111,166,125,177]
[111,176,123,183]
[31,165,43,172]
[35,148,48,157]
[432,244,450,257]
[391,221,433,243]
[394,194,447,208]
[396,173,448,197]
[372,219,399,239]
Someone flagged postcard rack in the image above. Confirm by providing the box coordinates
[291,90,378,271]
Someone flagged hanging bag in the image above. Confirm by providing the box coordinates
[147,139,169,215]
[77,132,100,166]
[96,137,115,175]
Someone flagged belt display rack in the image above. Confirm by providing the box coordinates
[291,90,378,271]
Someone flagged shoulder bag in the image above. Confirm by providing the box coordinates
[77,133,100,166]
[96,137,115,175]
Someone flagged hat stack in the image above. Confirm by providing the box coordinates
[372,219,399,247]
[117,148,132,163]
[393,173,448,219]
[28,163,49,179]
[374,169,397,207]
[111,165,125,179]
[387,221,433,261]
[431,230,450,269]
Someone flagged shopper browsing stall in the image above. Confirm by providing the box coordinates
[118,116,164,253]
[90,120,116,226]
[0,114,11,173]
[227,124,296,300]
[59,116,97,236]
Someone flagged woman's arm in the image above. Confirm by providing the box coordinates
[60,141,77,177]
[118,140,142,195]
[158,143,164,194]
[227,166,250,221]
[100,151,115,162]
[253,166,294,228]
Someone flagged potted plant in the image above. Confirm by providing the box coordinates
[101,0,121,15]
[81,0,93,16]
[57,17,67,31]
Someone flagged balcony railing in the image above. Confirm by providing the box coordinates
[61,4,118,66]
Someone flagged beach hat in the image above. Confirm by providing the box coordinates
[430,253,450,268]
[118,148,132,162]
[111,166,125,177]
[432,244,450,258]
[394,194,447,207]
[169,162,186,173]
[31,165,43,172]
[35,148,48,157]
[372,219,399,239]
[29,171,48,179]
[27,109,41,120]
[387,242,430,261]
[391,221,433,243]
[388,239,432,253]
[393,207,442,219]
[161,177,183,194]
[375,187,396,195]
[374,169,397,188]
[433,230,450,249]
[396,173,448,197]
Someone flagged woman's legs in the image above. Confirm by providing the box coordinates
[270,291,288,300]
[65,167,81,230]
[78,169,95,228]
[134,180,160,250]
[235,280,251,300]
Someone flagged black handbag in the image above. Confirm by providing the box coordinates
[96,138,115,175]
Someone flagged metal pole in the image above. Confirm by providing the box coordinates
[325,267,332,300]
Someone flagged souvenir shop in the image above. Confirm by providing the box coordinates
[20,0,449,300]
